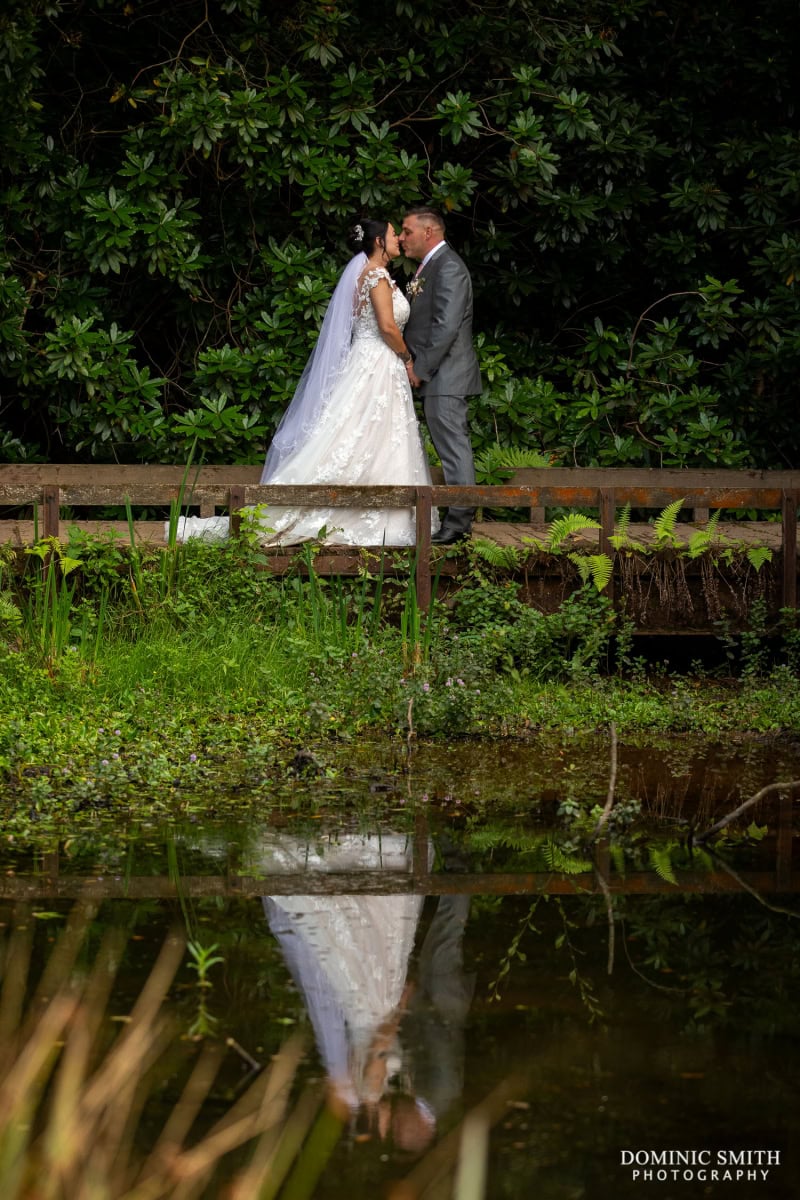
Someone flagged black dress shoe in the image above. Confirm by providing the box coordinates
[431,529,470,545]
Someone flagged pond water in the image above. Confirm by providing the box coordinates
[1,735,799,1198]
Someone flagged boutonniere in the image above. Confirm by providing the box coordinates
[407,275,425,301]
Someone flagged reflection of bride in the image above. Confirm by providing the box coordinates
[264,894,423,1104]
[174,218,438,546]
[263,832,435,1150]
[260,831,474,1153]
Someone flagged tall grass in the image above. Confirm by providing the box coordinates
[94,613,308,705]
[289,542,388,651]
[19,548,80,667]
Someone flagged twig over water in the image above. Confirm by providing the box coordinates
[694,779,800,844]
[591,723,618,841]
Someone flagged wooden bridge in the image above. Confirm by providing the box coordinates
[1,464,798,626]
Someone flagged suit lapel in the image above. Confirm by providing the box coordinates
[408,245,447,309]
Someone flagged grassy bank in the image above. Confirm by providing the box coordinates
[1,539,799,826]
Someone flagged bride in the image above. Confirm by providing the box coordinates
[173,219,438,546]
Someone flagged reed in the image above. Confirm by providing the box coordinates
[0,907,326,1200]
[20,549,78,667]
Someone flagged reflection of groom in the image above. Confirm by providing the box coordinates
[400,207,482,545]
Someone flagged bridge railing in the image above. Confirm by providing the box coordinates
[1,465,798,608]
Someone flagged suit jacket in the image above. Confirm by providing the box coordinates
[403,244,482,398]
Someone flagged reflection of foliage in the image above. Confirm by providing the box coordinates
[489,895,605,1024]
[489,896,545,1002]
[620,895,800,1032]
[467,827,593,875]
[487,889,800,1035]
[481,822,800,1036]
[648,844,679,885]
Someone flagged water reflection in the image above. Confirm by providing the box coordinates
[262,833,473,1153]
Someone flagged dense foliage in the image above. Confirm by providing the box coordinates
[1,0,798,468]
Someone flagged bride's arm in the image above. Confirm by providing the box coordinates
[369,277,412,362]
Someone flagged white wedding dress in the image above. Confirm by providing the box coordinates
[173,267,437,546]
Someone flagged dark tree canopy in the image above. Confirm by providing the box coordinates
[1,0,798,468]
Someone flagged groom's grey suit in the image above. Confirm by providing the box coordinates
[403,244,482,538]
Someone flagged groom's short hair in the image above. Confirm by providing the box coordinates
[405,205,445,233]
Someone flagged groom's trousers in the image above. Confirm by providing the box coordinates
[424,392,476,536]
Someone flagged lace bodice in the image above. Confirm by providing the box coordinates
[354,266,410,340]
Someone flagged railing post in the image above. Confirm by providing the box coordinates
[43,484,60,539]
[415,486,432,611]
[413,808,430,883]
[776,788,794,892]
[599,488,616,603]
[782,490,798,609]
[228,485,246,539]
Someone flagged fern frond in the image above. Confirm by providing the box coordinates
[469,537,522,570]
[542,838,593,874]
[474,445,552,484]
[0,591,22,628]
[468,829,545,854]
[746,545,772,571]
[705,508,721,535]
[610,845,626,877]
[567,552,614,592]
[652,498,685,545]
[687,509,726,559]
[547,513,600,552]
[608,502,633,550]
[648,844,678,885]
[687,530,713,559]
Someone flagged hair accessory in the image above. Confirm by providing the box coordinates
[353,223,364,242]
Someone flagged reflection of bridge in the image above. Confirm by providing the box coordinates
[1,464,798,623]
[0,869,796,901]
[2,805,795,899]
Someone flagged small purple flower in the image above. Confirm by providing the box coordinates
[445,678,453,687]
[112,753,120,760]
[101,759,109,766]
[114,729,121,736]
[189,753,198,762]
[457,678,465,687]
[422,682,430,692]
[98,727,105,734]
[420,792,429,803]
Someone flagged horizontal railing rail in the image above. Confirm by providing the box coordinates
[1,465,798,609]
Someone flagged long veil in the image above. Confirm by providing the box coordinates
[261,251,367,481]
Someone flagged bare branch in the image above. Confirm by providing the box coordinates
[695,780,800,844]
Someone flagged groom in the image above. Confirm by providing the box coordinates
[400,206,482,544]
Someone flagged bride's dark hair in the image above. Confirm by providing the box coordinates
[348,218,389,256]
